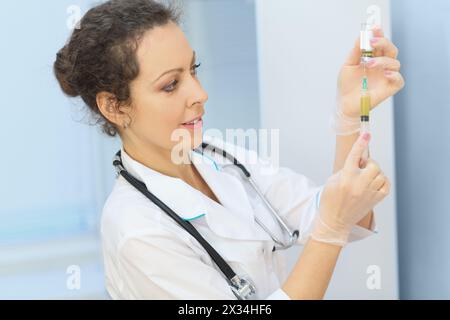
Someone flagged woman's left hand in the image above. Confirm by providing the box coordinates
[337,26,405,118]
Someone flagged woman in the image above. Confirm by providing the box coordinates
[54,0,404,299]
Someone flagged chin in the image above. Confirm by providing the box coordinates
[190,131,203,150]
[170,127,203,153]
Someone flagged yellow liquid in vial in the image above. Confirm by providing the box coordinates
[360,94,371,117]
[361,50,374,58]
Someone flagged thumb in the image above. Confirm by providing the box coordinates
[344,132,371,169]
[345,36,362,66]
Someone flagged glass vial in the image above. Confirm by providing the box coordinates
[360,23,374,63]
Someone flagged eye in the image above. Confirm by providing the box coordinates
[191,62,201,76]
[163,80,178,93]
[162,63,201,93]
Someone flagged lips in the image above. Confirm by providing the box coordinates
[182,117,202,125]
[181,113,204,130]
[182,113,204,125]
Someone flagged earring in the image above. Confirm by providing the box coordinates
[122,115,132,129]
[123,119,130,129]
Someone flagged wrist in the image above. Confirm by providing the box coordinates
[310,215,352,247]
[330,107,361,136]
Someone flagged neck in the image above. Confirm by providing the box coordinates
[123,139,195,181]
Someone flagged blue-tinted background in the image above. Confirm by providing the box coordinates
[0,0,448,299]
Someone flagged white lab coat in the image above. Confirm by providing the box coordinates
[100,136,376,300]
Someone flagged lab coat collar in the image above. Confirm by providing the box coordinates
[119,146,271,242]
[120,146,208,221]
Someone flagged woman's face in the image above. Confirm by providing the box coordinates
[124,22,208,154]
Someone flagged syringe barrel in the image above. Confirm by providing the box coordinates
[360,91,371,118]
[360,121,370,133]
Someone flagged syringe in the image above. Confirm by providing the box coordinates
[359,23,374,165]
[360,75,370,163]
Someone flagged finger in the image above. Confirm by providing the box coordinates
[369,173,386,191]
[369,71,405,106]
[344,132,371,169]
[346,26,388,65]
[366,57,401,72]
[374,177,391,201]
[359,156,367,169]
[370,37,399,59]
[345,36,362,66]
[383,71,405,89]
[372,25,385,38]
[381,177,391,194]
[363,159,381,180]
[359,147,370,169]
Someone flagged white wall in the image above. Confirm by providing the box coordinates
[182,0,261,133]
[0,0,109,298]
[255,0,398,299]
[0,0,400,299]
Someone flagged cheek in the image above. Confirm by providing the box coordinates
[129,83,190,148]
[153,99,185,130]
[162,105,185,128]
[134,93,185,137]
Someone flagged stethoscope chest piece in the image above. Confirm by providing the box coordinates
[230,275,257,300]
[113,142,300,300]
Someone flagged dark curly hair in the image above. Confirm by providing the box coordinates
[54,0,181,137]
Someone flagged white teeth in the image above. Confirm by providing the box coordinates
[184,118,200,125]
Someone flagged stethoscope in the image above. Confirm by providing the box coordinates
[113,142,299,300]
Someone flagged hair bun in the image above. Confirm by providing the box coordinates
[53,45,79,97]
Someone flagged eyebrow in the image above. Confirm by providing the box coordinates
[153,51,196,84]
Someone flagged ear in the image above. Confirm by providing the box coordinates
[96,91,124,127]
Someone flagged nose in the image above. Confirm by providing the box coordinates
[186,77,208,108]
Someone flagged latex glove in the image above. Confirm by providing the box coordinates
[332,26,405,135]
[311,133,390,246]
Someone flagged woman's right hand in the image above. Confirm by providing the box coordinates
[311,133,390,246]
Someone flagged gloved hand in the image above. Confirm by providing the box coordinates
[331,26,404,136]
[330,100,361,136]
[310,133,390,246]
